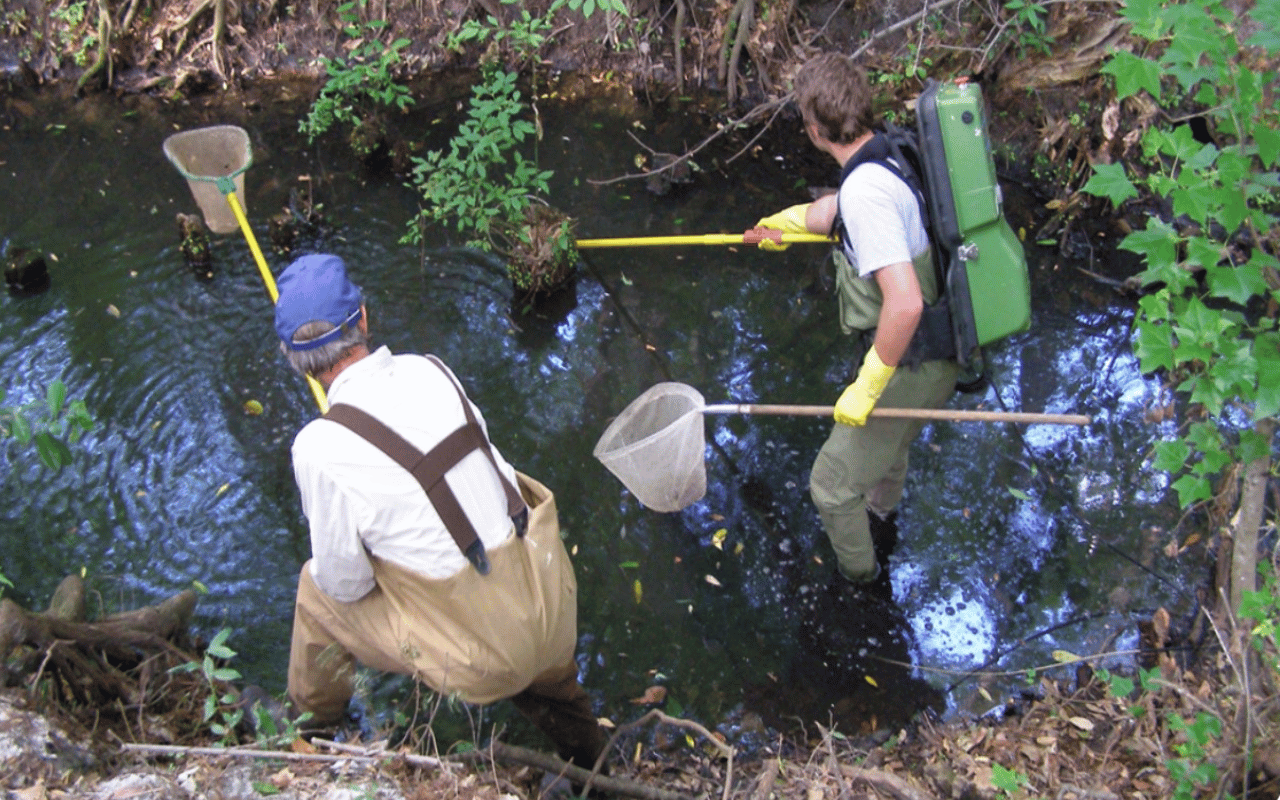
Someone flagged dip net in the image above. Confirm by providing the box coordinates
[592,382,707,512]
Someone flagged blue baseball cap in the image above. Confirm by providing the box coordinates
[273,254,364,351]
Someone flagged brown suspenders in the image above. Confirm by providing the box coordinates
[322,355,528,575]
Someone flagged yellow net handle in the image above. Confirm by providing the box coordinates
[576,228,835,248]
[223,191,329,413]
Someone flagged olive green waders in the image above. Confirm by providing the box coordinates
[286,472,605,765]
[810,358,960,582]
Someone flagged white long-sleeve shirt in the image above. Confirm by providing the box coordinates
[291,347,519,601]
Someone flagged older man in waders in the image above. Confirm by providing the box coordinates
[265,253,607,775]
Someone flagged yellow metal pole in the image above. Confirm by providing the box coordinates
[224,191,330,413]
[576,232,835,248]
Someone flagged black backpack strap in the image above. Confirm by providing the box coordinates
[832,128,956,367]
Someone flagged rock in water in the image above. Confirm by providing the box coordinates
[4,247,51,295]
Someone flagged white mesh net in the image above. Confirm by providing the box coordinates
[593,382,708,512]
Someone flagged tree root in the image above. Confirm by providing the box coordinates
[0,575,198,709]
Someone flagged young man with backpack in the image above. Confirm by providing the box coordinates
[755,53,961,594]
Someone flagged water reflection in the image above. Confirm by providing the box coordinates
[0,90,1194,748]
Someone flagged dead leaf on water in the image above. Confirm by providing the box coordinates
[243,399,264,416]
[704,574,721,587]
[106,304,120,318]
[629,685,666,705]
[711,528,727,550]
[215,483,230,498]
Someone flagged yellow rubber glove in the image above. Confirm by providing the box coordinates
[834,346,896,426]
[754,203,811,251]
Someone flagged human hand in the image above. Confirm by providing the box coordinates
[754,203,811,251]
[834,346,896,426]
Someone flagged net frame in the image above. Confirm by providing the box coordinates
[592,382,708,512]
[162,125,253,234]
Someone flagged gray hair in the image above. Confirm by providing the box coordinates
[280,320,369,376]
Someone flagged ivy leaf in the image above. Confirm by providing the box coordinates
[1205,263,1268,306]
[1237,427,1271,465]
[1152,439,1191,473]
[1081,162,1138,206]
[1253,339,1280,419]
[1122,220,1185,290]
[1119,0,1173,38]
[1184,235,1223,272]
[1246,0,1280,50]
[1172,473,1213,506]
[1101,50,1162,100]
[1134,319,1176,373]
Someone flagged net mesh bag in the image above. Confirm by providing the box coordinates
[593,382,707,512]
[162,126,252,234]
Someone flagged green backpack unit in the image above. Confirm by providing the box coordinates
[836,78,1031,368]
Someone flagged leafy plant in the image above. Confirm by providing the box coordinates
[1002,0,1053,57]
[299,0,413,152]
[1082,0,1280,509]
[169,628,244,742]
[1,380,93,471]
[402,67,576,296]
[991,762,1028,796]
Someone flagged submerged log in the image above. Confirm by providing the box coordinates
[0,575,198,707]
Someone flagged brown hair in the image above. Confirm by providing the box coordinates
[793,53,876,145]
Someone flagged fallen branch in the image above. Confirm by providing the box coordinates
[604,709,735,800]
[455,740,694,800]
[838,763,937,800]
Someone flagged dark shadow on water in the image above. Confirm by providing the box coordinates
[511,276,580,349]
[743,576,945,738]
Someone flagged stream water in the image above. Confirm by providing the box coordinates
[0,82,1198,751]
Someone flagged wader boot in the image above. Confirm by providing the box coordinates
[868,509,898,588]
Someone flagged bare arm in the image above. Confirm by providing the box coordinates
[805,194,838,234]
[871,261,923,366]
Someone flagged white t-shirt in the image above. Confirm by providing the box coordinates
[837,161,930,277]
[291,347,520,601]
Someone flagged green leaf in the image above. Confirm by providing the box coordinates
[34,432,70,471]
[991,763,1025,792]
[46,380,67,416]
[1119,0,1172,38]
[1244,0,1280,51]
[1205,263,1267,306]
[1172,473,1212,506]
[10,414,32,444]
[1253,338,1280,419]
[1102,50,1162,100]
[1107,672,1135,698]
[1237,427,1271,465]
[1152,439,1191,473]
[1081,162,1138,206]
[1134,319,1176,373]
